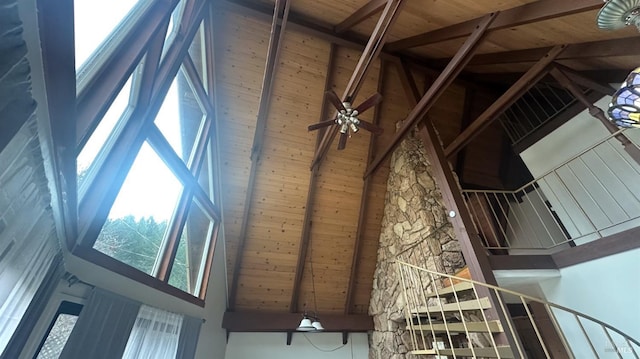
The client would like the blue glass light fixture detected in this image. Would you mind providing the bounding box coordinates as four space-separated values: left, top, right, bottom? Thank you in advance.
608 67 640 128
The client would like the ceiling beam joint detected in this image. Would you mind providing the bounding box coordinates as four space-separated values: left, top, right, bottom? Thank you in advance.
444 45 566 158
386 0 602 51
311 0 406 170
334 0 388 34
364 12 498 178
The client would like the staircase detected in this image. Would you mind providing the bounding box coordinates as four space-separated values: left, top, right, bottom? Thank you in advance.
397 261 640 358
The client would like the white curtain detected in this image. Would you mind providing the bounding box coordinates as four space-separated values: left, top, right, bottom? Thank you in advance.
0 118 61 354
122 304 184 359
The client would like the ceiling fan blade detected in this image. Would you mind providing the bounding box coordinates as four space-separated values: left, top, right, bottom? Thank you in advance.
357 120 384 135
308 120 335 131
326 90 346 112
337 132 348 150
354 93 382 114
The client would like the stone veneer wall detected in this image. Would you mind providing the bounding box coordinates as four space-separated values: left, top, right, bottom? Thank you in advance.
368 129 466 359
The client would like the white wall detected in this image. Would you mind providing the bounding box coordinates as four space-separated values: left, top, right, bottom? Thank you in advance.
538 248 640 358
225 333 369 359
520 97 640 244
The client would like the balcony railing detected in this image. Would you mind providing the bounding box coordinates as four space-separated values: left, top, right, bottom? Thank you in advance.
397 260 640 358
462 129 640 251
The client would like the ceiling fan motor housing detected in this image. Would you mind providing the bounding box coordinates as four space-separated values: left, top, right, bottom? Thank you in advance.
337 102 361 134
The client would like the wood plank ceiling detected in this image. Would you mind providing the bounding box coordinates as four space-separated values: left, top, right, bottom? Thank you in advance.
212 0 639 319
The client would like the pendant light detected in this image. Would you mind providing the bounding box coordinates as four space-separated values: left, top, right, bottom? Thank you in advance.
295 233 324 332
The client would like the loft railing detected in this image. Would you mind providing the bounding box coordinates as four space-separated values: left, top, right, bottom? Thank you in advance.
499 83 577 145
396 260 640 358
462 129 640 251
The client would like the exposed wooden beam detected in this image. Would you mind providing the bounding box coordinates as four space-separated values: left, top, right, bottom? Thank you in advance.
344 61 386 315
398 59 421 103
552 63 615 96
334 0 387 34
464 36 640 68
444 45 566 158
386 0 602 51
364 13 498 178
221 0 364 50
552 226 640 268
416 120 522 349
222 312 374 332
455 87 475 183
550 66 640 165
311 0 406 170
418 122 505 285
228 0 291 310
488 255 558 271
290 43 338 313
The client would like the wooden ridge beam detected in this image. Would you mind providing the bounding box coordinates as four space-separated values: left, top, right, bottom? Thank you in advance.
290 44 337 313
223 312 374 332
444 45 566 158
364 12 498 178
334 0 387 34
463 36 640 67
228 0 291 310
310 0 406 170
344 60 386 315
386 0 602 51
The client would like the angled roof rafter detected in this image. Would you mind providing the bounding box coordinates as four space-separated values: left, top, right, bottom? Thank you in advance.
228 0 291 310
289 43 338 314
463 36 640 67
311 0 407 169
344 60 386 315
364 12 498 178
334 0 388 34
386 0 602 51
444 45 567 158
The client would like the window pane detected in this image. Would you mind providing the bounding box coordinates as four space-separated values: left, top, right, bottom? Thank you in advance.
93 142 183 275
188 22 207 89
77 73 135 184
74 0 143 70
35 314 78 359
154 73 204 164
160 0 187 62
196 141 216 205
168 200 215 294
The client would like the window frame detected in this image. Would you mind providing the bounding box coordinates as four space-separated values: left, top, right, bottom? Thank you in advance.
39 0 222 305
32 301 84 359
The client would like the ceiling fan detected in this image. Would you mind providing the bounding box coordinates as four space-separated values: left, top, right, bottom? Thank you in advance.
308 90 383 150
